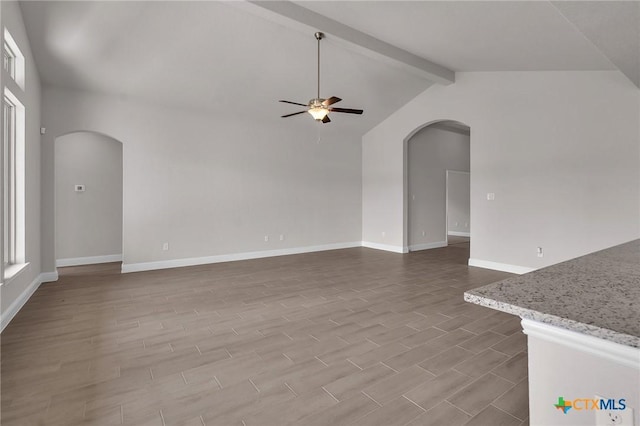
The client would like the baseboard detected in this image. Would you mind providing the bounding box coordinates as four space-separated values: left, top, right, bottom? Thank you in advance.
468 258 535 275
41 271 59 282
56 254 123 267
122 242 362 273
361 241 408 254
408 241 447 251
448 231 471 237
1 271 58 332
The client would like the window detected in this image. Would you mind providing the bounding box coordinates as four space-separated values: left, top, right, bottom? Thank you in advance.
2 89 25 280
2 28 26 281
3 29 25 90
3 95 15 269
3 41 15 79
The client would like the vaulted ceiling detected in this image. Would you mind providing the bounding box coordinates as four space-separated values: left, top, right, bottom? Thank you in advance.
19 1 640 134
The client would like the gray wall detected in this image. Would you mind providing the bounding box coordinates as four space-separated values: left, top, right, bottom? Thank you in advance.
55 132 123 262
1 1 42 320
407 126 469 249
41 86 362 272
447 170 470 236
363 71 640 271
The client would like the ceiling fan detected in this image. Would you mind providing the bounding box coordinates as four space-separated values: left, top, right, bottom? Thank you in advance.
280 32 363 124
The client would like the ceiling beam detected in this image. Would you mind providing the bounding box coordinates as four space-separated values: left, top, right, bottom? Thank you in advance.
238 1 455 85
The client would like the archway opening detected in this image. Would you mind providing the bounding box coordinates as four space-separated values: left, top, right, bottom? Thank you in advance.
405 120 470 254
54 131 123 268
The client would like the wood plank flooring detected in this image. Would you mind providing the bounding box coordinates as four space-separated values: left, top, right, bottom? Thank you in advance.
1 242 529 425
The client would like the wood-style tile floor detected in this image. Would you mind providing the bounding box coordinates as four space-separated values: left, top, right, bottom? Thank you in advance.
1 242 529 425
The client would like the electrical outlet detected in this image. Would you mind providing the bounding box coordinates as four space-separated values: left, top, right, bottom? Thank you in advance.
487 192 495 201
162 242 169 251
537 247 543 257
264 235 269 242
595 396 634 426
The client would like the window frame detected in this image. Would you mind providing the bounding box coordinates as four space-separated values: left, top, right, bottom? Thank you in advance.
2 88 26 282
3 41 16 80
3 28 25 90
3 94 16 270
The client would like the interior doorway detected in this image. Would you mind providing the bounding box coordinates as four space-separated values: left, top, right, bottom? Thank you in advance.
407 120 470 252
54 131 123 267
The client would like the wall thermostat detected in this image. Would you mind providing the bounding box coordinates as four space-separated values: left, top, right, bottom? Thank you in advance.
75 184 85 192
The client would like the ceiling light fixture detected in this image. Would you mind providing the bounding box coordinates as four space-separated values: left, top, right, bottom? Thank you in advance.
279 32 363 123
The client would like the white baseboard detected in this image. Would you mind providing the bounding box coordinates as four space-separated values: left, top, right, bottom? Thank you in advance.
122 242 362 273
56 254 123 267
41 271 59 283
468 258 535 275
448 231 471 237
1 271 58 332
408 241 448 251
361 241 408 254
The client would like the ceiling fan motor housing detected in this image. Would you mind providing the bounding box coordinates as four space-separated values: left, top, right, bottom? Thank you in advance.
309 98 326 108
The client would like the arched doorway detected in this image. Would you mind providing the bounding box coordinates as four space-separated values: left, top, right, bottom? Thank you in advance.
405 120 470 252
54 131 123 267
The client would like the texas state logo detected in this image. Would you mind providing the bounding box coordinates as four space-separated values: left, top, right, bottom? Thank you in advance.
555 397 572 414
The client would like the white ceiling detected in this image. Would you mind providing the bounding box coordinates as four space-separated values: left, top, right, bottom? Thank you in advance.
18 1 639 134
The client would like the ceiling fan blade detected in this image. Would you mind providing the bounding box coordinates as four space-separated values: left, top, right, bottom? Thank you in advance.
279 100 308 107
322 96 342 106
281 110 308 118
321 115 331 123
329 107 363 115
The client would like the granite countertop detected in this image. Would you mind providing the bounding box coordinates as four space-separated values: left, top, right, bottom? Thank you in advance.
464 239 640 348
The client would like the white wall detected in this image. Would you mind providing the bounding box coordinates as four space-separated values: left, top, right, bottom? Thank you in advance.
55 132 122 263
407 126 469 249
363 71 640 271
447 170 470 236
41 86 362 272
1 1 44 328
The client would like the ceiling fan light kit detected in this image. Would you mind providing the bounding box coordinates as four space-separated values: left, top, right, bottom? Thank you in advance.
280 32 363 124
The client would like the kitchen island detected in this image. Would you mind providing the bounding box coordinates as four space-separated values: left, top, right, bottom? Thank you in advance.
465 239 640 426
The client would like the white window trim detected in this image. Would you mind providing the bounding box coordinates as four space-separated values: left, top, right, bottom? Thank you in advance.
3 42 15 79
2 88 26 283
3 28 25 91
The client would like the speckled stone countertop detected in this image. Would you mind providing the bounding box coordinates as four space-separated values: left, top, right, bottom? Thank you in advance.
464 239 640 348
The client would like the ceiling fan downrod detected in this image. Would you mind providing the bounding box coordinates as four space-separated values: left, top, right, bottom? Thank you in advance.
315 32 323 100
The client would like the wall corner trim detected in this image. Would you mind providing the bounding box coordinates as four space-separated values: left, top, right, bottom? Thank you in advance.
1 271 58 332
468 258 535 275
408 241 447 251
361 241 408 253
121 242 362 273
56 254 123 268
